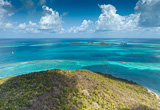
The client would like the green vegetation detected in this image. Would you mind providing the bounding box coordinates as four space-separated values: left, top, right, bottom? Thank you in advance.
0 69 160 110
88 42 97 45
69 42 87 45
69 42 109 45
98 42 109 45
88 42 109 45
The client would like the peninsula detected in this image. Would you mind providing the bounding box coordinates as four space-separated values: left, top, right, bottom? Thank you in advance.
0 69 159 110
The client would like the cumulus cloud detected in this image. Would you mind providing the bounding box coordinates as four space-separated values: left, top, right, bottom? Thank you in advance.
18 23 26 29
5 23 13 28
68 20 93 33
2 0 160 36
96 4 140 31
0 0 14 29
8 13 14 16
26 21 40 33
0 0 11 6
16 5 63 33
96 0 160 32
40 5 62 25
0 0 12 19
39 5 63 32
135 0 160 27
29 21 36 26
17 21 39 33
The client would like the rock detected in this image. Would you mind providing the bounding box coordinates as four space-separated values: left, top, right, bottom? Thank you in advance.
81 90 89 96
43 105 49 110
91 102 100 109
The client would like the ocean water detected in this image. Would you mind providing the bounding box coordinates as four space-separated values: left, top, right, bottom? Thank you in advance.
0 38 160 96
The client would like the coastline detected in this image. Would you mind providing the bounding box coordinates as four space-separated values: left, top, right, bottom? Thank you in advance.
0 69 160 109
0 69 160 100
147 89 160 100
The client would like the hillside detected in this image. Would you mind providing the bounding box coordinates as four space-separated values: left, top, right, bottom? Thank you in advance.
0 69 160 110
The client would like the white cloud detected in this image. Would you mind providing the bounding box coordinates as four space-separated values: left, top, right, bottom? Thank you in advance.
40 5 62 26
2 0 160 36
0 0 12 19
8 13 14 17
96 4 140 31
15 5 63 33
0 0 14 29
135 0 160 27
18 23 26 29
96 0 160 32
26 21 40 33
16 21 39 33
0 0 11 6
39 5 63 32
68 20 93 33
5 23 13 28
29 21 36 26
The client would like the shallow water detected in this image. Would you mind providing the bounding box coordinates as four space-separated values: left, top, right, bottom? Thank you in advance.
0 38 160 96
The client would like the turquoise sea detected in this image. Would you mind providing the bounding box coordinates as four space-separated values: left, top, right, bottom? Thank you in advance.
0 38 160 96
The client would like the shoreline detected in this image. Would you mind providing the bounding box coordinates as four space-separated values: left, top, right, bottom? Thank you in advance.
0 68 160 100
147 89 160 100
1 69 160 109
0 69 160 110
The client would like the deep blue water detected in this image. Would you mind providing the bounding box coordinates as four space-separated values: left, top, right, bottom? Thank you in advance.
0 38 160 96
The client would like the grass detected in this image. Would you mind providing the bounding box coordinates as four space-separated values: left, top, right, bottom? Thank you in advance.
0 69 160 110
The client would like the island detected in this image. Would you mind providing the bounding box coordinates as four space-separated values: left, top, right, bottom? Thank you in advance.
69 42 87 45
88 42 97 45
120 41 127 45
98 42 110 45
69 42 110 45
0 69 159 110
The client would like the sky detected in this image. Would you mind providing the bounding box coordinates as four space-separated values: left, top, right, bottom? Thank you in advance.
0 0 160 38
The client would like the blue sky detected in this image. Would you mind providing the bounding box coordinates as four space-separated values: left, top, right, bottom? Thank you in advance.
0 0 160 38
